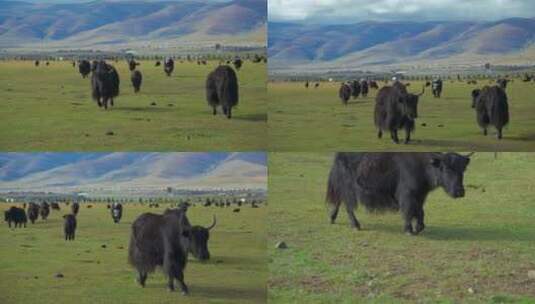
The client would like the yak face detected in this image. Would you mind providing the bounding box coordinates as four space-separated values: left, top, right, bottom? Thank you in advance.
431 153 472 198
471 89 481 108
189 216 216 261
402 94 420 119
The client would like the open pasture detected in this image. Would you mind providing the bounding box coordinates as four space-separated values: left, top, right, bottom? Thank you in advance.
0 60 267 151
0 202 267 304
268 80 535 151
268 152 535 303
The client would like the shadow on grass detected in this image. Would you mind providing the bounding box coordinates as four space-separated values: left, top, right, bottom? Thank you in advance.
507 133 535 142
410 138 502 151
233 113 268 122
192 285 266 303
114 106 171 113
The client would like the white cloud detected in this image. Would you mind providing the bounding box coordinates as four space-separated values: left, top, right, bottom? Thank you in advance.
269 0 535 23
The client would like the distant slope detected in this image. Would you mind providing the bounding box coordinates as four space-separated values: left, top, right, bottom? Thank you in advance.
0 152 267 191
269 18 535 72
0 0 267 49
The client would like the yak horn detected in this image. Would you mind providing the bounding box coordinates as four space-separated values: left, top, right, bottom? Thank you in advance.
417 85 425 96
207 215 216 230
465 152 475 157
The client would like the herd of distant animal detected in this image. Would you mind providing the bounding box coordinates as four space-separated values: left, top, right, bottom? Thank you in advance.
4 199 263 294
32 55 266 119
304 75 533 143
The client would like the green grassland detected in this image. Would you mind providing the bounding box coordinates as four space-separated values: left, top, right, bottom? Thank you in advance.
0 202 266 304
268 152 535 303
268 81 535 151
0 60 267 151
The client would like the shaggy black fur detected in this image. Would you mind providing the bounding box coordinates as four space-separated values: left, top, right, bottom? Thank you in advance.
205 65 239 119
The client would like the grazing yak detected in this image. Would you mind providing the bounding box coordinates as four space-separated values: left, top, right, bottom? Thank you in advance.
111 203 123 223
155 61 161 67
91 60 120 110
369 80 379 90
339 83 351 105
27 202 39 224
128 59 140 71
51 202 60 210
360 80 369 97
71 202 80 216
189 215 216 261
432 79 443 98
471 86 509 139
78 60 91 78
374 83 424 144
128 207 192 294
164 58 174 76
350 80 361 99
4 206 27 228
233 58 243 71
205 65 239 119
40 202 50 220
63 214 77 241
131 70 142 93
35 60 40 67
305 81 309 88
326 152 473 234
315 83 320 88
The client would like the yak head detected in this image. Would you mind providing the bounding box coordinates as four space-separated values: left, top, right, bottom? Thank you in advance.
189 215 216 261
471 89 481 108
431 152 473 198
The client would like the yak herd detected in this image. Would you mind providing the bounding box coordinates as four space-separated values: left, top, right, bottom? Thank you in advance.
35 55 262 119
4 199 261 295
326 152 474 235
331 77 512 142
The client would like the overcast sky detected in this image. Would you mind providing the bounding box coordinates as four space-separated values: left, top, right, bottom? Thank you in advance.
269 0 535 24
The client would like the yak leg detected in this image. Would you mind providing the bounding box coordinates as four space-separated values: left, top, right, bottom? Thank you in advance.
390 129 399 144
483 128 487 136
404 126 411 144
175 270 189 295
414 208 425 234
345 203 361 230
137 271 147 287
213 107 217 115
329 201 341 224
497 127 503 140
97 97 102 108
400 195 417 235
377 130 383 139
227 107 232 119
110 98 114 107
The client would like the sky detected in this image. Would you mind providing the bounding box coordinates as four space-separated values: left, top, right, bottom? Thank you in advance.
269 0 535 24
17 0 228 3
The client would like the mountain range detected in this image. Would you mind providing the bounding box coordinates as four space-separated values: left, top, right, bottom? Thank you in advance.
0 152 267 191
0 0 266 50
268 18 535 72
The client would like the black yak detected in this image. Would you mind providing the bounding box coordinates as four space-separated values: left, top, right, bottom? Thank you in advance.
128 207 192 293
51 202 60 210
27 202 39 224
350 80 361 99
189 215 216 261
131 70 142 93
155 61 161 67
369 80 379 90
432 79 443 98
339 83 351 105
63 214 77 241
374 84 424 144
35 60 39 67
315 83 320 88
111 203 123 223
164 58 174 76
205 65 239 119
326 152 473 234
360 80 369 97
91 60 120 110
305 81 309 88
497 78 508 89
40 202 50 220
233 58 243 71
4 206 27 228
128 59 139 71
472 86 509 139
78 60 91 78
71 202 80 216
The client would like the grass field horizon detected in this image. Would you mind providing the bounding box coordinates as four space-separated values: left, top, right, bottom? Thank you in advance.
0 202 267 304
0 60 267 151
268 152 535 303
268 80 535 151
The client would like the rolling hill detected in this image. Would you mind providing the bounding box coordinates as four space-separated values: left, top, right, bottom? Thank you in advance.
0 152 267 191
268 18 535 72
0 0 267 49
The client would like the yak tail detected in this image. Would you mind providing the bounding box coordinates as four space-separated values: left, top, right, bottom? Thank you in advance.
325 165 341 207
